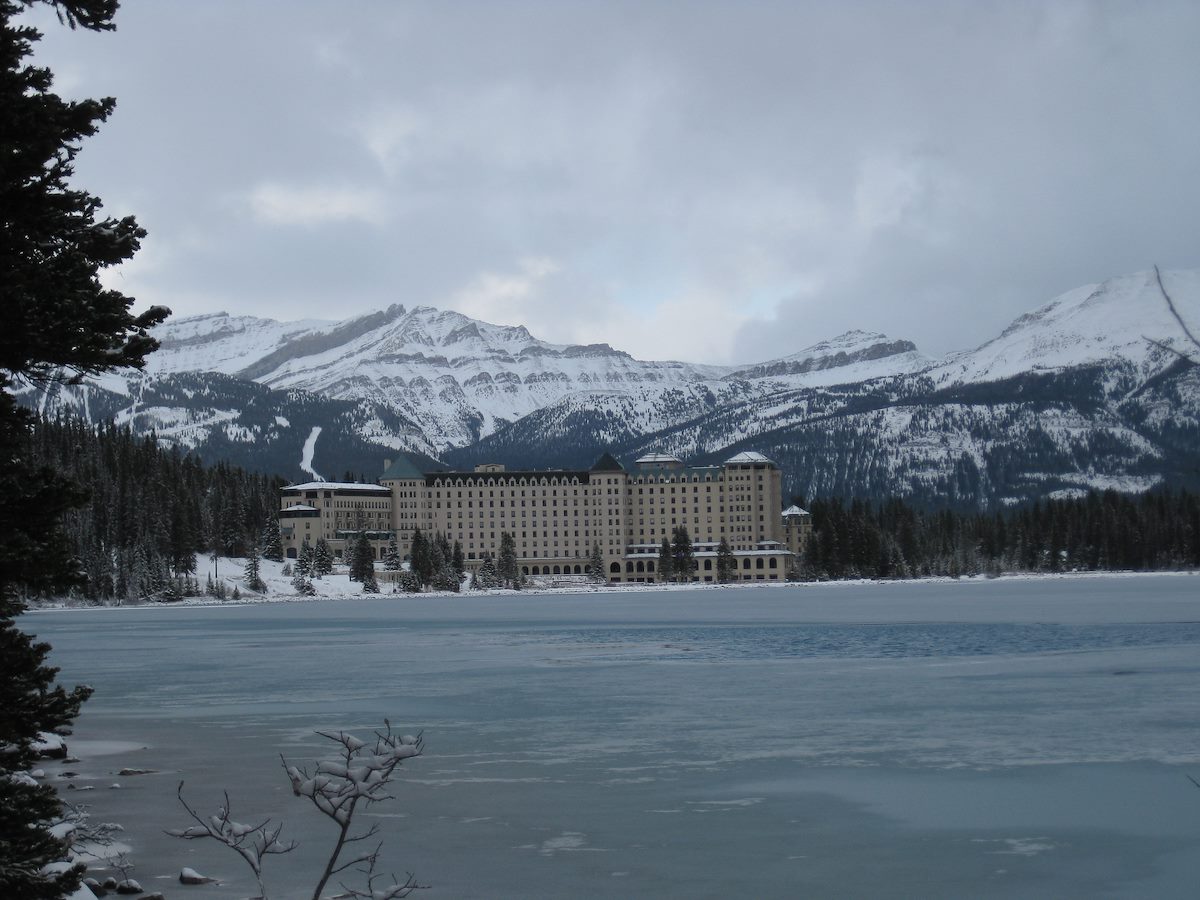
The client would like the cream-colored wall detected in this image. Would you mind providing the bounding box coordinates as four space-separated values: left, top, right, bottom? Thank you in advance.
279 485 392 561
283 457 791 580
419 473 622 569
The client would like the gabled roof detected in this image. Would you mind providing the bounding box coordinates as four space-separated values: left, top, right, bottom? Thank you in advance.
590 451 625 472
782 505 811 517
380 453 426 480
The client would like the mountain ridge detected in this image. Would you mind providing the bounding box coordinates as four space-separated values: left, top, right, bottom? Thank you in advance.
19 267 1200 508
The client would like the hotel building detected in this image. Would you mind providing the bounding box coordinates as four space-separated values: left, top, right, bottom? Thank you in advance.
279 451 812 583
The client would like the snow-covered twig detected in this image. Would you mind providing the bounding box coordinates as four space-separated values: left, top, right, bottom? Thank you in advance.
281 720 423 900
54 800 123 848
333 860 426 899
166 721 423 900
167 782 296 900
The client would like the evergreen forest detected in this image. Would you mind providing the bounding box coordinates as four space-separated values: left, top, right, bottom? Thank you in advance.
798 490 1200 580
28 415 284 603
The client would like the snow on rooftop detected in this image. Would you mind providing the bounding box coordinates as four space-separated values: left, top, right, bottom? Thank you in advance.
782 505 810 516
725 451 773 465
636 453 682 464
282 504 318 511
284 481 390 492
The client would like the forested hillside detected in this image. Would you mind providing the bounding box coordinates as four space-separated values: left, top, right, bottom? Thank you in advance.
29 416 283 602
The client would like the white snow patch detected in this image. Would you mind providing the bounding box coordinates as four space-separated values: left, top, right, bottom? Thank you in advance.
70 838 133 863
973 837 1057 857
532 832 608 856
300 426 324 481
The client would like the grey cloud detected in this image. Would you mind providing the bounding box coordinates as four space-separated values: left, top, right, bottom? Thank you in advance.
24 0 1200 361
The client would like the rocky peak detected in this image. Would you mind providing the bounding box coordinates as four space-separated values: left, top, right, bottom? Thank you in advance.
729 331 924 380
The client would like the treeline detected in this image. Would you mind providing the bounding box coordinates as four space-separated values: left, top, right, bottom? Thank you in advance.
27 413 1200 600
29 416 285 602
799 489 1200 579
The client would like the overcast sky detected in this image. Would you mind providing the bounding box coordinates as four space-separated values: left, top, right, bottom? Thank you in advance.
24 0 1200 364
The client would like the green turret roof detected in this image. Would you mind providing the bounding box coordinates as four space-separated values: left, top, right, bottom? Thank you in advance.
590 452 625 472
380 453 426 480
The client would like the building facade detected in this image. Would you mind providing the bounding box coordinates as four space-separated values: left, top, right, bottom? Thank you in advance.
782 504 814 561
279 451 812 583
278 482 394 559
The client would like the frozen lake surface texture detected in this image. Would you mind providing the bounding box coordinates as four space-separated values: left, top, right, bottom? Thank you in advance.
27 575 1200 898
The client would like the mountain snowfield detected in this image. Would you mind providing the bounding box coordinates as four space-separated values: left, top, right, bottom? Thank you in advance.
19 267 1200 507
929 268 1200 386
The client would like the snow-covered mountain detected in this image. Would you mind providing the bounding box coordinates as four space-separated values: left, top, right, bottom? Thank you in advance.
19 268 1200 507
53 301 932 466
115 303 730 449
930 269 1200 386
445 268 1200 506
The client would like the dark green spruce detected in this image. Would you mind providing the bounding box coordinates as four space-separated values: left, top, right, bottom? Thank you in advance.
1 1 169 895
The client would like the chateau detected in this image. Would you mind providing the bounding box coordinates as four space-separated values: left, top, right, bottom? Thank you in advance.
279 452 811 583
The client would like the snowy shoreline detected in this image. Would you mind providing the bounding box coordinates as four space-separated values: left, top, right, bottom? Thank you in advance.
29 564 1199 612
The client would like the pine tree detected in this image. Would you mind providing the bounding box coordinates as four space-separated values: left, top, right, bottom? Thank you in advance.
260 518 284 562
0 3 170 888
0 4 168 385
716 538 737 583
475 554 500 589
433 532 452 573
294 540 311 577
432 563 461 592
383 534 401 571
350 531 374 583
671 526 695 583
588 543 605 583
410 528 433 587
657 538 674 583
361 562 379 594
291 567 315 596
0 611 94 898
243 544 266 594
312 538 333 577
168 502 197 576
452 541 466 578
497 532 519 587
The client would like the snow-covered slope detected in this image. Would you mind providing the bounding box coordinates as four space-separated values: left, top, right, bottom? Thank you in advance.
22 267 1200 506
932 269 1200 387
729 330 933 382
127 304 732 448
450 268 1200 506
124 304 934 452
148 311 333 376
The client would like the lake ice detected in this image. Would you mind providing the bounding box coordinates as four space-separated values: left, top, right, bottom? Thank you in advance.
25 574 1200 898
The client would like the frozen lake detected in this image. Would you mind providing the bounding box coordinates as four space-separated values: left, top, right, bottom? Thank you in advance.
25 574 1200 898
